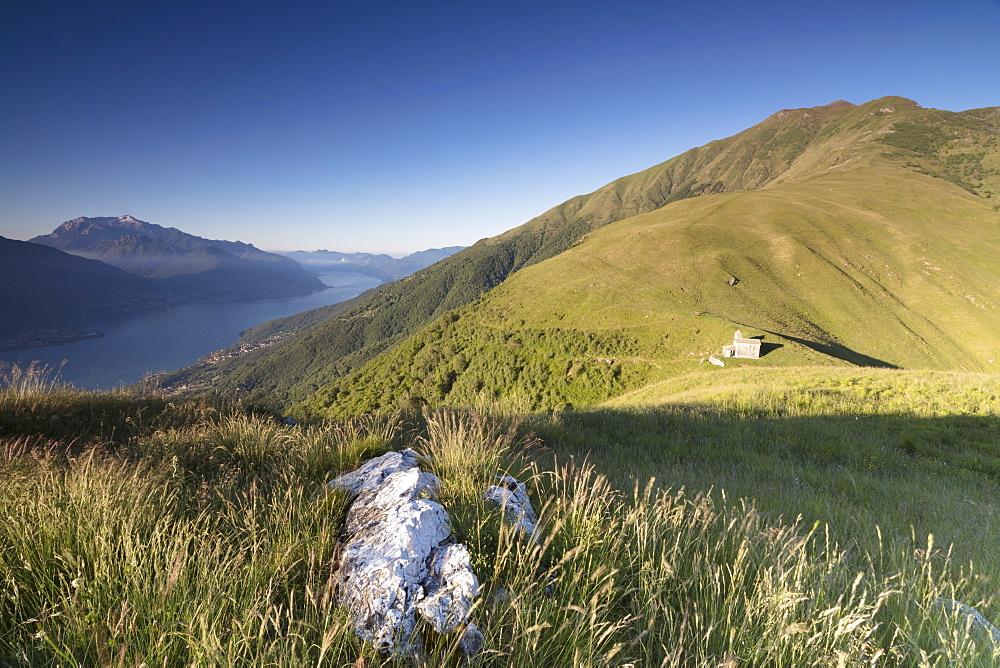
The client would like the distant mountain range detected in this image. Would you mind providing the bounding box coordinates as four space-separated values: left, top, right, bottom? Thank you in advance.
30 216 324 301
4 216 464 352
277 247 465 281
5 215 328 350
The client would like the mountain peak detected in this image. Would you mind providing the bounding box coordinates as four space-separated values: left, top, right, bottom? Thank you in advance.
54 215 154 236
767 100 857 125
66 214 147 225
861 95 921 111
27 216 325 297
816 100 855 110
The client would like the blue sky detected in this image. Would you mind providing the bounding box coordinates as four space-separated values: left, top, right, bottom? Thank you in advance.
2 0 998 255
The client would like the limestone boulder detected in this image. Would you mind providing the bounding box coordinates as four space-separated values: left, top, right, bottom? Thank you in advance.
329 450 484 656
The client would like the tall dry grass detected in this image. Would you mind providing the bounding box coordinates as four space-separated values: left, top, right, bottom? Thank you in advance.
414 408 1000 666
2 368 998 665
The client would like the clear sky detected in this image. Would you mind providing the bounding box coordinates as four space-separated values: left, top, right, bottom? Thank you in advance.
2 0 998 255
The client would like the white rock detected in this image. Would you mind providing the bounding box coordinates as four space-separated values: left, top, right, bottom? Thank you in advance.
416 542 486 655
333 451 483 656
416 543 480 633
936 598 1000 646
327 448 421 496
485 475 538 537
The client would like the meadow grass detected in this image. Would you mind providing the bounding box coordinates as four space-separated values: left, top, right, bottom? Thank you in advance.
423 408 1000 666
2 365 1000 665
0 365 399 665
535 368 1000 574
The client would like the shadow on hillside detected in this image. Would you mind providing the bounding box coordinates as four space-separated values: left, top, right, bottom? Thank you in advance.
748 336 782 357
536 408 999 468
529 405 1000 557
766 332 898 368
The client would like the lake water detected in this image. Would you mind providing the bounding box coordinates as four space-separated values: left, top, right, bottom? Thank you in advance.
1 272 383 389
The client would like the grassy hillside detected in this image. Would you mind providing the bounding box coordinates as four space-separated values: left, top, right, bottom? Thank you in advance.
485 164 999 370
552 367 1000 568
4 367 1000 664
300 152 1000 417
150 96 994 405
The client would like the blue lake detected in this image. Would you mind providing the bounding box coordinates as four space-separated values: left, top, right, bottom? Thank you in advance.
1 272 383 389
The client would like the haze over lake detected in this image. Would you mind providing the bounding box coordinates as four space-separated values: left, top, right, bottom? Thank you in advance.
0 272 382 389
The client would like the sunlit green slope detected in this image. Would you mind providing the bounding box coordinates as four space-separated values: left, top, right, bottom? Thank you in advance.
156 97 999 409
156 96 966 402
485 165 999 370
302 102 1000 417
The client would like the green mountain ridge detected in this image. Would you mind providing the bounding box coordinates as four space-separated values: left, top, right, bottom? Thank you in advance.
305 160 998 416
154 97 1000 412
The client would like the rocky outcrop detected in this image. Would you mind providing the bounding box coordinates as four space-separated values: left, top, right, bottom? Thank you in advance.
327 450 483 656
485 475 539 537
327 448 422 496
415 543 483 654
